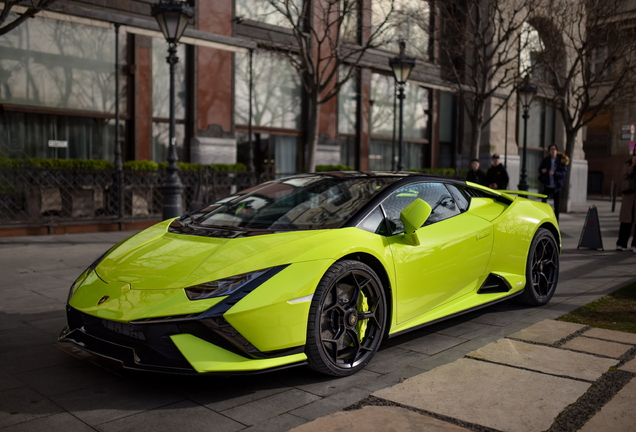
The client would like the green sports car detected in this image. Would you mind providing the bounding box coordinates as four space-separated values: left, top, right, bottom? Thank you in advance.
59 172 560 377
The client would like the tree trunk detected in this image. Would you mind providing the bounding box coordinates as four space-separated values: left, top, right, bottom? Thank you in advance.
469 119 482 161
305 92 320 173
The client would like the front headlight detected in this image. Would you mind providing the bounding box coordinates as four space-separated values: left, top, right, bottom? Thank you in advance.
184 268 271 300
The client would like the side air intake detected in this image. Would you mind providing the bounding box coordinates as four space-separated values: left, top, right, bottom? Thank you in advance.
477 274 512 294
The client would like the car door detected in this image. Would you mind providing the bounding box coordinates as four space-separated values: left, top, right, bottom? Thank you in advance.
382 182 493 324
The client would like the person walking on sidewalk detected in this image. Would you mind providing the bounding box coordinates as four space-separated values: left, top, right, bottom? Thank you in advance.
467 159 487 185
486 153 509 189
616 154 636 252
538 144 569 222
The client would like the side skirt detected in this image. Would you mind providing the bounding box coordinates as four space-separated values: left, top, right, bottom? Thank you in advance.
387 290 524 339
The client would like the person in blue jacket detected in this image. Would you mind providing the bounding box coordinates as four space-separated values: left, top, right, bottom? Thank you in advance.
538 144 569 221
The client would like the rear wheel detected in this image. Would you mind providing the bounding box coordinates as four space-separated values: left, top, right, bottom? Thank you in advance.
516 228 559 306
306 260 387 376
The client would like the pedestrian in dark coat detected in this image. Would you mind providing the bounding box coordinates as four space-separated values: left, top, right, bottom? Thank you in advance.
486 153 509 189
616 154 636 251
538 144 569 222
466 159 486 186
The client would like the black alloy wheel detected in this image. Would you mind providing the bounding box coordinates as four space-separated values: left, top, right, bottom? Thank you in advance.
517 228 559 306
306 260 387 376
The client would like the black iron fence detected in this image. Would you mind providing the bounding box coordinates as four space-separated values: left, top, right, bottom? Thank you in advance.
0 167 261 228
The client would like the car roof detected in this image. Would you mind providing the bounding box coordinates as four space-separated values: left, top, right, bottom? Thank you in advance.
282 171 458 183
278 171 467 189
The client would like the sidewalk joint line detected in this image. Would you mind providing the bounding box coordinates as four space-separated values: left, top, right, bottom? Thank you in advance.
463 356 596 384
345 395 503 432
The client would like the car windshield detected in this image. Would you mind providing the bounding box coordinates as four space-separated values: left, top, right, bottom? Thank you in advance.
187 176 398 231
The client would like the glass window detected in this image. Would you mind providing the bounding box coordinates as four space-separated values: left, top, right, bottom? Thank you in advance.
235 0 302 28
518 97 543 149
0 14 126 161
382 182 460 234
520 22 545 79
235 51 302 130
274 135 297 175
340 0 359 42
339 136 356 168
370 74 395 137
373 0 430 60
338 69 357 135
446 184 469 212
403 85 429 140
188 176 399 231
370 74 428 139
152 39 186 120
369 139 394 171
0 13 125 114
153 122 185 163
370 74 428 170
0 111 117 161
357 206 388 235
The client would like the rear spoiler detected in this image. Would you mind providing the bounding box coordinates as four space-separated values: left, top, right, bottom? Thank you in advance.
498 190 548 199
466 182 548 201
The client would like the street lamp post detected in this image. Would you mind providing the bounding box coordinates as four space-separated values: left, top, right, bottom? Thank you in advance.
517 74 537 191
389 40 416 172
151 0 193 220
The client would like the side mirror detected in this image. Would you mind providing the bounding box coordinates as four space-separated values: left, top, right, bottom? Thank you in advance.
400 198 431 246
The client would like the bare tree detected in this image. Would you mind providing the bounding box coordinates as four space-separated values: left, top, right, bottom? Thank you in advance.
253 0 399 172
435 0 537 161
533 0 636 210
0 0 56 36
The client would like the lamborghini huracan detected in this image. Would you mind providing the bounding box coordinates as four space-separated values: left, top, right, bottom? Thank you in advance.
59 172 560 377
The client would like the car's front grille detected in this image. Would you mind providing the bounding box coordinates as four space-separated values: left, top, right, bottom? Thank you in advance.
65 306 191 369
100 319 146 340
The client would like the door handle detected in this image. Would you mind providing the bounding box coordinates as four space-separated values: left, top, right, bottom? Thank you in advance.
476 229 491 240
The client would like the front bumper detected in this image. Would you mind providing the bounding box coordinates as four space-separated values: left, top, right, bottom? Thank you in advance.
59 306 307 374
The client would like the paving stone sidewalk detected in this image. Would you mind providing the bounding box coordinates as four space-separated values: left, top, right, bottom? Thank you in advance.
292 320 636 432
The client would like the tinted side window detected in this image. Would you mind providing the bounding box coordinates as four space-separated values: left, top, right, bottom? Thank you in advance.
357 206 389 235
446 184 469 212
381 182 461 235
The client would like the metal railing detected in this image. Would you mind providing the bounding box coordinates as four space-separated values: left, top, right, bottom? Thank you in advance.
0 167 260 228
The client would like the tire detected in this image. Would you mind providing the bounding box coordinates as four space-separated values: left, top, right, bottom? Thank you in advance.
516 228 559 306
305 260 387 377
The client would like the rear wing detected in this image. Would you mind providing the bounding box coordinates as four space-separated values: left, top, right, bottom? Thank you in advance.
466 182 548 201
498 190 548 199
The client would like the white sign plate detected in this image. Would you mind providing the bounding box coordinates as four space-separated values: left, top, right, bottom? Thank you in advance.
48 140 68 148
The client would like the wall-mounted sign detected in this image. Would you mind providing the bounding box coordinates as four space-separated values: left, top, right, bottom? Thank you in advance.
622 133 632 140
622 124 632 131
48 140 68 148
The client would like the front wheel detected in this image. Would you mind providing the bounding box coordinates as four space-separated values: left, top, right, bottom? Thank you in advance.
516 228 559 306
305 260 387 376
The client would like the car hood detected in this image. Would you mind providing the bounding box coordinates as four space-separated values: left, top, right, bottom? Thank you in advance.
95 221 325 290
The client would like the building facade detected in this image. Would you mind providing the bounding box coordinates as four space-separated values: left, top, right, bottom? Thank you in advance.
0 0 592 205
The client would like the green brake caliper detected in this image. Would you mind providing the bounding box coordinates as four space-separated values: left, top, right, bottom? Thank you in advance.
356 293 369 342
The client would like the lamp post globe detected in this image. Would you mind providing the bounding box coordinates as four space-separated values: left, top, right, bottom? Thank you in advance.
151 0 194 220
517 75 537 191
389 40 415 172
